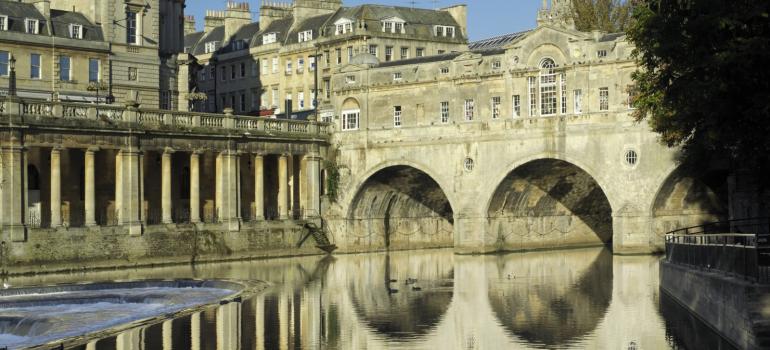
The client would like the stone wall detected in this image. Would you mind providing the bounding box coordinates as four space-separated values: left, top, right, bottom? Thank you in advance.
1 222 321 275
660 261 770 349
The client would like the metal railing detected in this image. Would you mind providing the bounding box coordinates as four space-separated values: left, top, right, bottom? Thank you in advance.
665 218 770 283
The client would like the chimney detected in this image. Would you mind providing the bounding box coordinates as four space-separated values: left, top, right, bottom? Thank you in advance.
259 1 292 29
441 5 467 39
29 0 51 20
293 0 341 23
184 15 197 35
204 10 225 33
224 2 252 40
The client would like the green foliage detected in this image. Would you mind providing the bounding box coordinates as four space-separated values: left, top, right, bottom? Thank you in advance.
571 0 637 32
628 0 770 181
324 160 340 203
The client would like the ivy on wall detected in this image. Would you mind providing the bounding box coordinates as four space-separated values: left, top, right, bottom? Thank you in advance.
324 160 340 203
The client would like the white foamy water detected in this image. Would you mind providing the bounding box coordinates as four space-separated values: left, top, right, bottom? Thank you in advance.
0 286 234 349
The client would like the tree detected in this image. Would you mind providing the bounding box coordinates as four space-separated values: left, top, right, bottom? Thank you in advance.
627 0 770 183
571 0 636 32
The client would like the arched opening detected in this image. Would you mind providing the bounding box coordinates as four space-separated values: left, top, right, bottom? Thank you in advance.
651 168 728 238
348 166 453 250
27 164 41 227
340 98 361 131
487 159 613 251
488 248 613 346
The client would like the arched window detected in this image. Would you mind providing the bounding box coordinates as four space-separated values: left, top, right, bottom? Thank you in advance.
539 58 558 115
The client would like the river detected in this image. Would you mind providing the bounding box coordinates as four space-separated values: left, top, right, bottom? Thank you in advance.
2 247 734 349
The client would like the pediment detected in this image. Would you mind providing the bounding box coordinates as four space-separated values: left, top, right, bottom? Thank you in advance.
334 17 353 25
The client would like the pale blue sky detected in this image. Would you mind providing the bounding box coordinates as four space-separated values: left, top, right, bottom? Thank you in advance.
186 0 541 41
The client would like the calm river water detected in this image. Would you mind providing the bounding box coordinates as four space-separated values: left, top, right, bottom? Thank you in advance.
3 248 734 350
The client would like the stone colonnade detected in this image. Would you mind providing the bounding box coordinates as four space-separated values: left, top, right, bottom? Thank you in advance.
0 132 322 241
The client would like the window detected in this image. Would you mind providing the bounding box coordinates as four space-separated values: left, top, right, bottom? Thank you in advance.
321 112 333 123
513 95 521 117
200 69 206 81
345 75 356 84
251 61 258 76
26 18 39 34
232 40 245 50
528 76 537 116
342 110 360 130
70 24 83 39
416 48 425 57
298 92 305 109
440 101 449 123
393 106 402 127
231 95 236 110
204 41 218 53
88 58 99 82
464 99 474 121
492 60 501 70
285 60 292 74
240 93 246 112
261 59 268 75
599 87 609 111
30 54 41 79
395 22 403 33
324 79 330 99
128 67 137 81
539 58 558 115
272 57 278 73
221 66 226 81
400 47 409 60
440 67 449 75
298 30 313 42
336 48 342 64
160 91 171 110
59 56 71 81
385 47 393 61
310 57 316 71
393 72 402 81
335 19 353 35
263 32 277 45
437 49 446 54
626 85 637 109
324 50 330 66
492 97 501 119
369 45 378 57
0 15 7 31
126 12 137 44
574 89 583 114
434 25 455 37
298 58 304 72
272 88 278 107
597 50 607 58
209 66 215 80
347 46 353 62
0 51 9 76
383 21 393 32
560 73 567 114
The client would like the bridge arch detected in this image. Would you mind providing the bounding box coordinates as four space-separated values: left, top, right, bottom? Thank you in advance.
344 161 456 250
484 155 615 250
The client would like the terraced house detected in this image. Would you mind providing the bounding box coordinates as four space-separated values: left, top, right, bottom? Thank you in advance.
0 0 185 107
182 0 468 117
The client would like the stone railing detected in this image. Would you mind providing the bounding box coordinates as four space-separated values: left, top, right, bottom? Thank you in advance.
0 99 331 138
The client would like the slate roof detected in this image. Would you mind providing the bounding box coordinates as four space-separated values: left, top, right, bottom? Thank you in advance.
251 16 293 47
192 26 224 55
184 31 205 52
285 13 333 45
377 52 462 68
219 21 260 53
331 5 459 26
469 31 530 51
599 32 625 42
0 1 50 35
50 9 103 40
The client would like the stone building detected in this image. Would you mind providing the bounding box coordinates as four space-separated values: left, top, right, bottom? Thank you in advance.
0 0 185 108
182 0 468 116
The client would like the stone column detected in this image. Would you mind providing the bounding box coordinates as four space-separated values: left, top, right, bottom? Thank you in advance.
278 154 289 220
255 294 265 350
216 301 241 350
115 145 143 236
0 134 27 242
190 152 201 223
287 155 295 218
253 154 265 221
191 311 202 350
304 153 322 218
279 292 289 350
161 148 174 224
84 147 98 227
216 150 241 231
116 328 143 350
50 147 62 227
162 320 173 350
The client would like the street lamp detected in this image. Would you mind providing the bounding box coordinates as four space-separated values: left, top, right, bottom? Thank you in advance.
8 55 17 97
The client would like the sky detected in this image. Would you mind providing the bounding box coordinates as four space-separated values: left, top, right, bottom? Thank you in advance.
186 0 542 41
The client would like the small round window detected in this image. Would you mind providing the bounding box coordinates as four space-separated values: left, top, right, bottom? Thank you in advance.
463 158 475 172
625 150 639 166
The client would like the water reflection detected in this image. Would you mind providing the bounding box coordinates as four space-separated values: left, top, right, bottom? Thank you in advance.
4 248 732 349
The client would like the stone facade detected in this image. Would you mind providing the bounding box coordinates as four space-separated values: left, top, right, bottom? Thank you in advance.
182 0 468 115
0 0 185 108
322 1 726 254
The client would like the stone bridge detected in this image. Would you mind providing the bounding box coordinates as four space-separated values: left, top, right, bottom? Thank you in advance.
326 112 725 255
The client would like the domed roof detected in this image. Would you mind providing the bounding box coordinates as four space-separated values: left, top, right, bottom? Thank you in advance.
349 53 380 67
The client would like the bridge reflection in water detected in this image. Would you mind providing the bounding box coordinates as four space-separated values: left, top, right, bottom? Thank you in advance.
7 248 730 350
